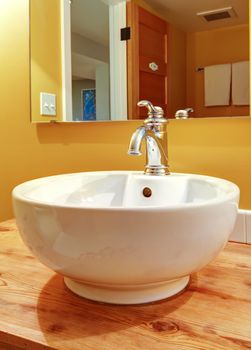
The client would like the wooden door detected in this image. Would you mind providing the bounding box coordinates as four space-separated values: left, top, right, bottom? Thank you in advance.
127 2 169 119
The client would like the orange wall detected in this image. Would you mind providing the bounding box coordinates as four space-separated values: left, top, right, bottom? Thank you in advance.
186 24 249 118
1 0 251 223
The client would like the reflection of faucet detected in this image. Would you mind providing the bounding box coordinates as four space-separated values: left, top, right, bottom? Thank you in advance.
175 108 194 119
128 100 169 176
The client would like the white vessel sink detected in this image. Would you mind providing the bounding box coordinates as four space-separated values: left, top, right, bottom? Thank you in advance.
12 171 239 304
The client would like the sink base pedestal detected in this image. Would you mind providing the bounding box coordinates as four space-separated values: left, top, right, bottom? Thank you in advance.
64 276 190 305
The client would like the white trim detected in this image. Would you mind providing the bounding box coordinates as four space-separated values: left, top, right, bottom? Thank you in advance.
102 0 128 5
229 209 246 243
61 0 73 121
109 1 128 121
229 209 251 244
245 209 251 244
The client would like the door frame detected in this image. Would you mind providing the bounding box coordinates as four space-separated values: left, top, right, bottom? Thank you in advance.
126 1 139 119
61 0 72 121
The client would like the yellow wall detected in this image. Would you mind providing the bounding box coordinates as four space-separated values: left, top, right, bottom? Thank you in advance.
168 25 187 116
1 0 251 222
30 0 62 122
187 25 249 118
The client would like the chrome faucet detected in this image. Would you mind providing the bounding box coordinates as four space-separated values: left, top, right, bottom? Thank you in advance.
175 108 194 119
128 100 169 176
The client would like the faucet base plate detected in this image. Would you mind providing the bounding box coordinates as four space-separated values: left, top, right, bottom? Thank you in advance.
64 276 190 305
144 166 170 176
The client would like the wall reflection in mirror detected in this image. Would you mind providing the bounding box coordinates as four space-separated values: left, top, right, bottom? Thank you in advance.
30 0 249 122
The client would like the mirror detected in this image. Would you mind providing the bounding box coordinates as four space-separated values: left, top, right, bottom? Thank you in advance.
30 0 250 122
71 0 110 121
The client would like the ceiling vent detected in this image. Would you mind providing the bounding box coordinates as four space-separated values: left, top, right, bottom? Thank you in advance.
197 7 237 22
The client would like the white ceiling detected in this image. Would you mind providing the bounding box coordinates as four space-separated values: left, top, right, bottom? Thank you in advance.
144 0 249 32
71 0 248 44
71 0 110 80
71 0 109 46
71 53 102 80
70 0 248 80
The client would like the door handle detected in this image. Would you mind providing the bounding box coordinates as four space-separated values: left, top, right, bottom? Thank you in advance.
149 62 159 71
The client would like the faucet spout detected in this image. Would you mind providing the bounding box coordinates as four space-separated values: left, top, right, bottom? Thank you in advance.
128 126 146 156
128 100 169 176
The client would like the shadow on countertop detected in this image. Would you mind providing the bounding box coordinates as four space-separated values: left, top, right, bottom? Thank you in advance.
36 273 197 348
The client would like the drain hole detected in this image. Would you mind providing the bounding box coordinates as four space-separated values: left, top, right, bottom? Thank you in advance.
142 187 152 198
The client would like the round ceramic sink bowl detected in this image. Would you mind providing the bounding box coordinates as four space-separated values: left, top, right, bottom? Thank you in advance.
12 171 239 304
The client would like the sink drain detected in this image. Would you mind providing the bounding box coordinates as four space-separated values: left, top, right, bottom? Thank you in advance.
142 187 152 198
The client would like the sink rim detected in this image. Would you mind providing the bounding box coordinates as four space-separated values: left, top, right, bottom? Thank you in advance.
12 171 239 211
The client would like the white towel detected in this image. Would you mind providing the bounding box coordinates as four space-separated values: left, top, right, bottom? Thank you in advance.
232 61 249 106
204 64 231 106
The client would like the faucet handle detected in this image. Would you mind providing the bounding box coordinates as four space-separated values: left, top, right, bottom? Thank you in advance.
175 108 194 119
137 100 164 117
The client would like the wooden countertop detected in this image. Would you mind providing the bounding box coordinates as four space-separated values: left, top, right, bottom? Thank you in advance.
0 220 251 350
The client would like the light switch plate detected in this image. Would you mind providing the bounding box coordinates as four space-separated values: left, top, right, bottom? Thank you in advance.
40 92 56 116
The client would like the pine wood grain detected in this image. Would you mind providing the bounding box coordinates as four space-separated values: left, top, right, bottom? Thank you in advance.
0 219 251 350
